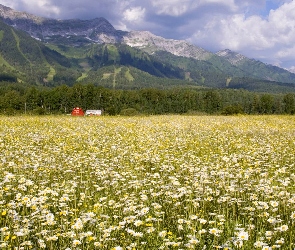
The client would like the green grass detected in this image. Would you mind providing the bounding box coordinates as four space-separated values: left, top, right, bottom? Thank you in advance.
11 29 33 73
46 66 56 81
125 68 134 81
106 44 120 62
0 53 15 70
76 61 92 82
46 44 87 58
0 30 4 42
226 77 232 87
113 67 122 88
76 72 88 82
102 73 112 79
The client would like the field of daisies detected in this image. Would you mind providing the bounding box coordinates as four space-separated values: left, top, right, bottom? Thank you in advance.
1 115 295 249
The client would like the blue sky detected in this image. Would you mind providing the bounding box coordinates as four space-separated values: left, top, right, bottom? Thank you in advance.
1 0 295 71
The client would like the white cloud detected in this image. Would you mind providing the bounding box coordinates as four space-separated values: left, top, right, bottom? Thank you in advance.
287 66 295 73
187 0 295 68
205 0 236 10
267 1 295 43
123 6 145 22
220 15 271 50
276 46 295 60
150 0 237 16
151 0 194 16
0 1 17 9
21 0 60 17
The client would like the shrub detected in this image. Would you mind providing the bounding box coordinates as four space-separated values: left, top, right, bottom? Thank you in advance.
120 108 139 116
222 105 244 115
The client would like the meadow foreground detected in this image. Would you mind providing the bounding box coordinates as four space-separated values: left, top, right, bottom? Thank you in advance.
1 115 295 249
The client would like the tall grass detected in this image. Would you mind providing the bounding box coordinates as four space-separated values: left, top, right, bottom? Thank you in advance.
0 115 295 249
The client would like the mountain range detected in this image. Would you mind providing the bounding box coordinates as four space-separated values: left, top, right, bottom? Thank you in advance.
1 3 295 93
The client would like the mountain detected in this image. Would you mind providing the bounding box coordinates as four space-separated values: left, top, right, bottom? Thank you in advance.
0 5 216 60
1 4 295 92
0 19 197 89
0 4 125 46
0 19 81 85
122 31 212 60
216 49 295 84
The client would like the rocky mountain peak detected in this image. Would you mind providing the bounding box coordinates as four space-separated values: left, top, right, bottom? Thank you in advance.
123 30 212 60
0 4 11 12
0 4 45 23
0 4 212 60
0 4 120 44
216 49 247 65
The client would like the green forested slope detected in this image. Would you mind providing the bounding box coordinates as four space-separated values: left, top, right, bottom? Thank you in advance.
1 19 295 92
0 20 80 85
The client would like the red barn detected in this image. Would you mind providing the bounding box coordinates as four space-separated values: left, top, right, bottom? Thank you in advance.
71 107 84 116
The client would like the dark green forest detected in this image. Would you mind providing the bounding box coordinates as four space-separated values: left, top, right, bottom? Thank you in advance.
0 83 294 115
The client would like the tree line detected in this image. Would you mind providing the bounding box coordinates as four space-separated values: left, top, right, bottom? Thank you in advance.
0 83 294 115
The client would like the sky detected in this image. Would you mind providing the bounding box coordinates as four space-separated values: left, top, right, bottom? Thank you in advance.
1 0 295 71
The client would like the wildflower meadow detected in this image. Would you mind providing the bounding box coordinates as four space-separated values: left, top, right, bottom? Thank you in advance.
1 115 295 249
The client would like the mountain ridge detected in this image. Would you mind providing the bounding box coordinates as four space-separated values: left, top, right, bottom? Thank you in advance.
0 4 230 61
217 49 295 83
1 4 295 92
0 4 124 45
